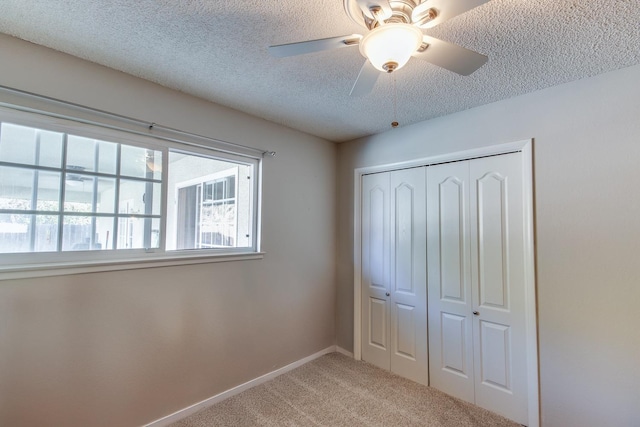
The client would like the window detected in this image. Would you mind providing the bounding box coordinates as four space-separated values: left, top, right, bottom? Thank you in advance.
0 110 260 269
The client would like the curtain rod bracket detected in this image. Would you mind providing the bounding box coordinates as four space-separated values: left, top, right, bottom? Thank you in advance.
262 151 276 158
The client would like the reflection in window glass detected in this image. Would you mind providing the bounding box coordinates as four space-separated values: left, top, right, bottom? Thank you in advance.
120 145 162 180
64 174 95 213
119 180 161 216
96 178 116 214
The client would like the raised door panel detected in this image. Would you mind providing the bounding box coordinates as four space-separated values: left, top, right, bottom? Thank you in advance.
394 183 414 294
476 172 509 310
390 167 428 385
470 153 529 425
439 176 467 303
479 320 511 391
368 186 386 290
441 312 470 377
427 162 474 403
361 172 390 370
369 297 388 350
394 303 416 359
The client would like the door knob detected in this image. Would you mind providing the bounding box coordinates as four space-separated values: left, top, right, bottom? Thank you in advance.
385 292 390 296
473 311 479 316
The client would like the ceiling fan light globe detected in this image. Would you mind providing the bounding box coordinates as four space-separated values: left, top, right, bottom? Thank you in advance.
359 23 423 72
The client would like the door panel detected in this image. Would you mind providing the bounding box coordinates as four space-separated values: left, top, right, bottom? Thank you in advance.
369 187 386 290
479 320 511 391
394 183 415 294
476 172 509 309
394 303 416 359
361 172 390 370
470 153 528 425
441 312 469 376
369 297 388 349
427 162 475 403
440 176 467 303
389 167 428 385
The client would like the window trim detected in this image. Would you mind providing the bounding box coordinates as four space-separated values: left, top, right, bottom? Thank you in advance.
0 104 263 279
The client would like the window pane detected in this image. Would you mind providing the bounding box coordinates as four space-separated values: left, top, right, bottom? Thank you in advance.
167 151 252 250
95 216 115 250
62 215 108 251
0 123 37 165
116 217 159 249
38 130 64 168
66 136 118 175
96 140 117 174
96 178 116 214
64 174 95 212
0 213 32 253
34 214 59 252
36 171 61 211
0 213 58 253
119 179 161 216
66 135 97 173
0 166 35 210
120 145 162 180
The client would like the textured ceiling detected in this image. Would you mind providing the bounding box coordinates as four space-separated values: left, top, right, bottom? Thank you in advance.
0 0 639 142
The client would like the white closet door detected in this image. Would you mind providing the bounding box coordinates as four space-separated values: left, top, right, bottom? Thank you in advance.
469 152 528 425
361 172 391 370
389 167 428 385
427 153 530 425
427 161 475 403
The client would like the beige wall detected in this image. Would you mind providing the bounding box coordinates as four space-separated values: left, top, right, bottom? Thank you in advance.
0 35 337 426
337 64 640 426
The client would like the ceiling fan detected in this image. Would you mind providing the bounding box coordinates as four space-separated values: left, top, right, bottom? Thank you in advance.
269 0 490 96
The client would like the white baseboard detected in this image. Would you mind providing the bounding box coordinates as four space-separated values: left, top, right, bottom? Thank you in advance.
336 346 354 358
144 345 337 427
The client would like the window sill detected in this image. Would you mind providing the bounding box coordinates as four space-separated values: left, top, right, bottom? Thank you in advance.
0 251 265 281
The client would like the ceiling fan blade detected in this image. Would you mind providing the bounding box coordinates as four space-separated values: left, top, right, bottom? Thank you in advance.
412 0 491 29
350 60 380 97
413 36 487 75
269 34 362 58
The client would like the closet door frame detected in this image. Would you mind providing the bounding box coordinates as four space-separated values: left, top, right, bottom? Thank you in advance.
353 139 539 427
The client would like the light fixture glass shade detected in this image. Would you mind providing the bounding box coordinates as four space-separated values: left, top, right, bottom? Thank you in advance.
359 23 423 72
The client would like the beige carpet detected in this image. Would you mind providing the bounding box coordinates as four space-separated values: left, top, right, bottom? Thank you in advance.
171 352 521 427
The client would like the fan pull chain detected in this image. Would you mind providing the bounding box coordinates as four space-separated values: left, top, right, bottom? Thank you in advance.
391 75 399 128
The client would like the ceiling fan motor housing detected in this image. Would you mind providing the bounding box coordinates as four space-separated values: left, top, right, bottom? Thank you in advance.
347 0 437 29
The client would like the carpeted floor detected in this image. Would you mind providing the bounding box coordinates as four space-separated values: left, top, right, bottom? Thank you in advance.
171 352 520 427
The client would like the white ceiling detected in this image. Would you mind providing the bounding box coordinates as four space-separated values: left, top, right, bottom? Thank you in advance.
0 0 638 142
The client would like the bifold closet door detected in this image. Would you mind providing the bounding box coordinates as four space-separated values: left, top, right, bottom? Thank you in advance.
361 168 428 385
426 161 475 403
361 172 391 371
427 153 529 425
469 153 528 424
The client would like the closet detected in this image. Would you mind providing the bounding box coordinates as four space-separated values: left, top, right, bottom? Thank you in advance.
360 150 532 425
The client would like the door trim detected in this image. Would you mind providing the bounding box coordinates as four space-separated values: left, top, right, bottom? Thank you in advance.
353 139 539 427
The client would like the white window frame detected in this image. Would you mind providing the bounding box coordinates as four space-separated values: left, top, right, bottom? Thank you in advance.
0 106 263 280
